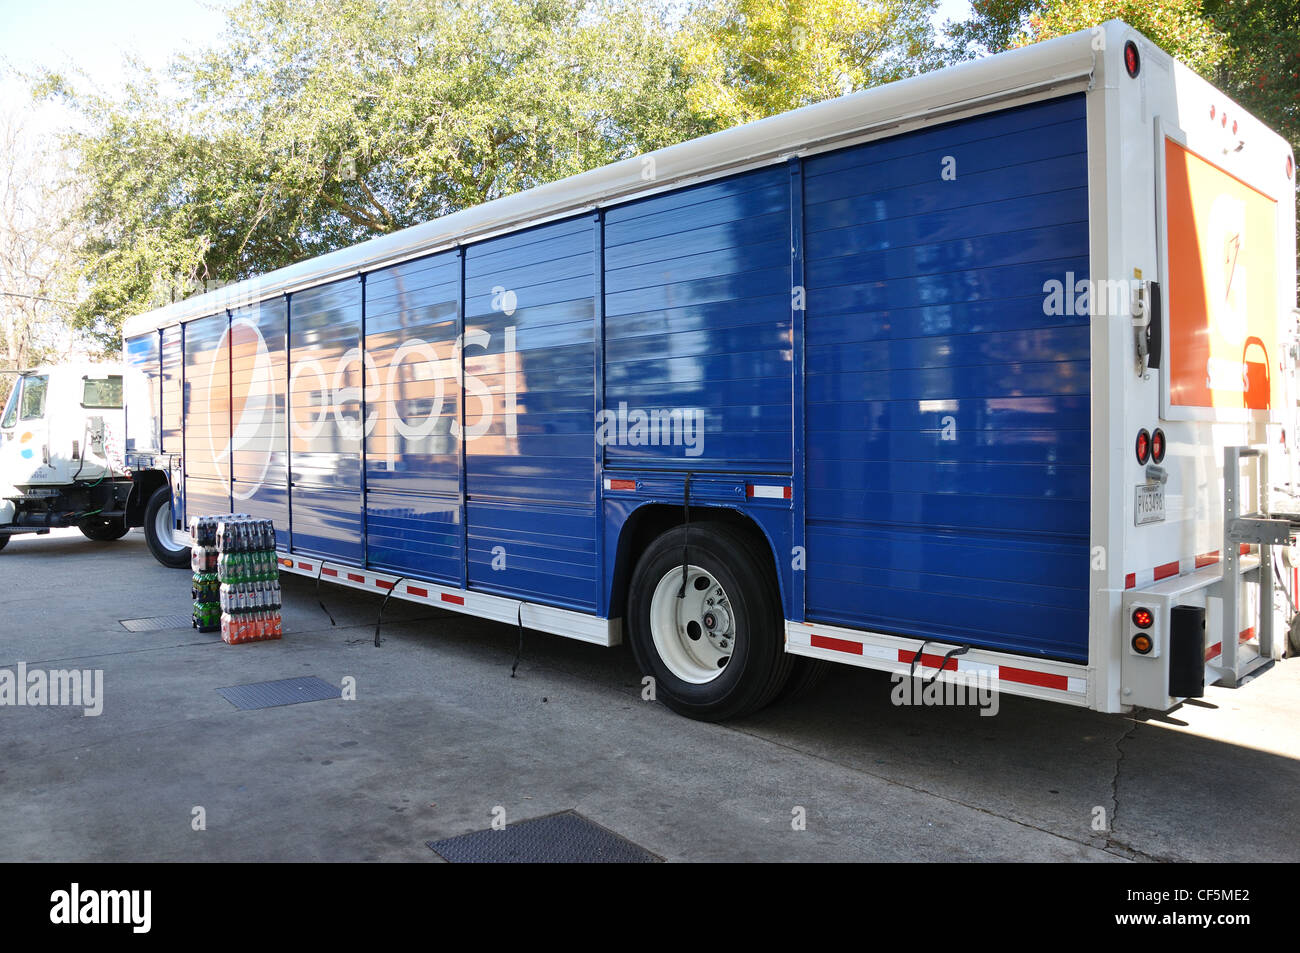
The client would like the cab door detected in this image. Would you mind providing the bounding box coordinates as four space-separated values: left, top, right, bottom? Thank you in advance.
1 373 54 486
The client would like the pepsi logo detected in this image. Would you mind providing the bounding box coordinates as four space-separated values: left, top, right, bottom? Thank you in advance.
207 317 276 501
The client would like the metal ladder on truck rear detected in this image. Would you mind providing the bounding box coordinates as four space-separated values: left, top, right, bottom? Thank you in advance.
1218 445 1297 686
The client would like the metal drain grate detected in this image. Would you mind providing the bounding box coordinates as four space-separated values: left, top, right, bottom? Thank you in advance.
119 615 194 632
216 676 341 710
428 811 660 863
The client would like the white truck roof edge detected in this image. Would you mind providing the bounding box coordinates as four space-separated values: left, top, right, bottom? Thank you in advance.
122 24 1106 339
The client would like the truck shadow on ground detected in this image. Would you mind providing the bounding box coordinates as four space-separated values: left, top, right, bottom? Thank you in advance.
275 573 1300 863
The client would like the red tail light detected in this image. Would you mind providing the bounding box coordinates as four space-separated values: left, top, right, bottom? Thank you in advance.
1136 429 1151 464
1124 41 1141 78
1132 607 1154 629
1151 428 1166 464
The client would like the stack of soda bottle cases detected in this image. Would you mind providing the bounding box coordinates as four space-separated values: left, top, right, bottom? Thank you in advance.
190 514 283 644
190 528 221 632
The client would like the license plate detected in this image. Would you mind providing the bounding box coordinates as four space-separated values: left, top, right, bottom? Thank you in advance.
1135 484 1165 525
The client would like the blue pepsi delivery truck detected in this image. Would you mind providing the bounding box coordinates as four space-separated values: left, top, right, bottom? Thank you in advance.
120 23 1300 720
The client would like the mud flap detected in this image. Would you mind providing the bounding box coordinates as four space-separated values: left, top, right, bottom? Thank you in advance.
1169 604 1207 698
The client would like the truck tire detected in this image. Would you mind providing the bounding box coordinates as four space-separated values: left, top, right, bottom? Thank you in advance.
627 521 792 721
776 657 832 703
144 485 191 569
79 517 130 541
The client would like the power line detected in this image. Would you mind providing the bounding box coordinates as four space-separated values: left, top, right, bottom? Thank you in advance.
0 290 76 306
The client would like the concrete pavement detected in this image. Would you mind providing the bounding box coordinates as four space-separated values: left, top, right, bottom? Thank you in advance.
1 528 1296 862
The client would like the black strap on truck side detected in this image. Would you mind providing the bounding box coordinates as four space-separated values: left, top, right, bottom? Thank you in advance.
315 561 337 627
511 602 529 678
373 577 407 647
908 640 971 686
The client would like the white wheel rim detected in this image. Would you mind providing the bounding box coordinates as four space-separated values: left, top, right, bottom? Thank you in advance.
155 498 187 553
649 564 736 684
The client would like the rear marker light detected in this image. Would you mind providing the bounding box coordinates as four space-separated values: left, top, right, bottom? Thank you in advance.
1151 428 1166 464
1132 607 1154 629
1132 633 1153 654
1124 41 1140 78
1288 155 1294 179
1136 429 1151 464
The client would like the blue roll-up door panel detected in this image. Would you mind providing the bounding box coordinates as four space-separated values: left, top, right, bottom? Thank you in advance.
603 165 793 471
288 277 363 562
364 250 463 583
124 332 161 453
463 217 599 612
182 312 232 522
230 298 289 548
161 324 184 456
802 94 1091 661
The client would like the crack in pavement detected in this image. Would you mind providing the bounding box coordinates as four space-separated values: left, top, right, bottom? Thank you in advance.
1098 713 1173 862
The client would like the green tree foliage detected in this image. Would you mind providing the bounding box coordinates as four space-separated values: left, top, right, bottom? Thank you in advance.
675 0 944 127
39 0 966 347
1202 0 1299 153
1014 0 1225 73
944 0 1041 58
41 0 706 348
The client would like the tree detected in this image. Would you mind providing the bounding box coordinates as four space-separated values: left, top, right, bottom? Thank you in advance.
676 0 946 127
1203 0 1299 156
42 0 964 348
0 108 86 395
1013 0 1226 73
944 0 1042 58
40 0 707 349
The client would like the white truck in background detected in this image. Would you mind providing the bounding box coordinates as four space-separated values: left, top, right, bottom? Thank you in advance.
0 363 136 549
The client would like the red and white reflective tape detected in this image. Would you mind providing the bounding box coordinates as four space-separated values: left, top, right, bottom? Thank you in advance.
789 622 1087 701
280 556 479 607
1124 544 1252 590
275 552 618 647
1205 626 1255 661
746 484 791 500
283 556 465 601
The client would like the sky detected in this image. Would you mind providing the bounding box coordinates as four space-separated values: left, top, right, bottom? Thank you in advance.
0 0 228 79
0 0 229 131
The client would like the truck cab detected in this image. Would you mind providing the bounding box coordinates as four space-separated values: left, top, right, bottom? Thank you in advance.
0 363 135 549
